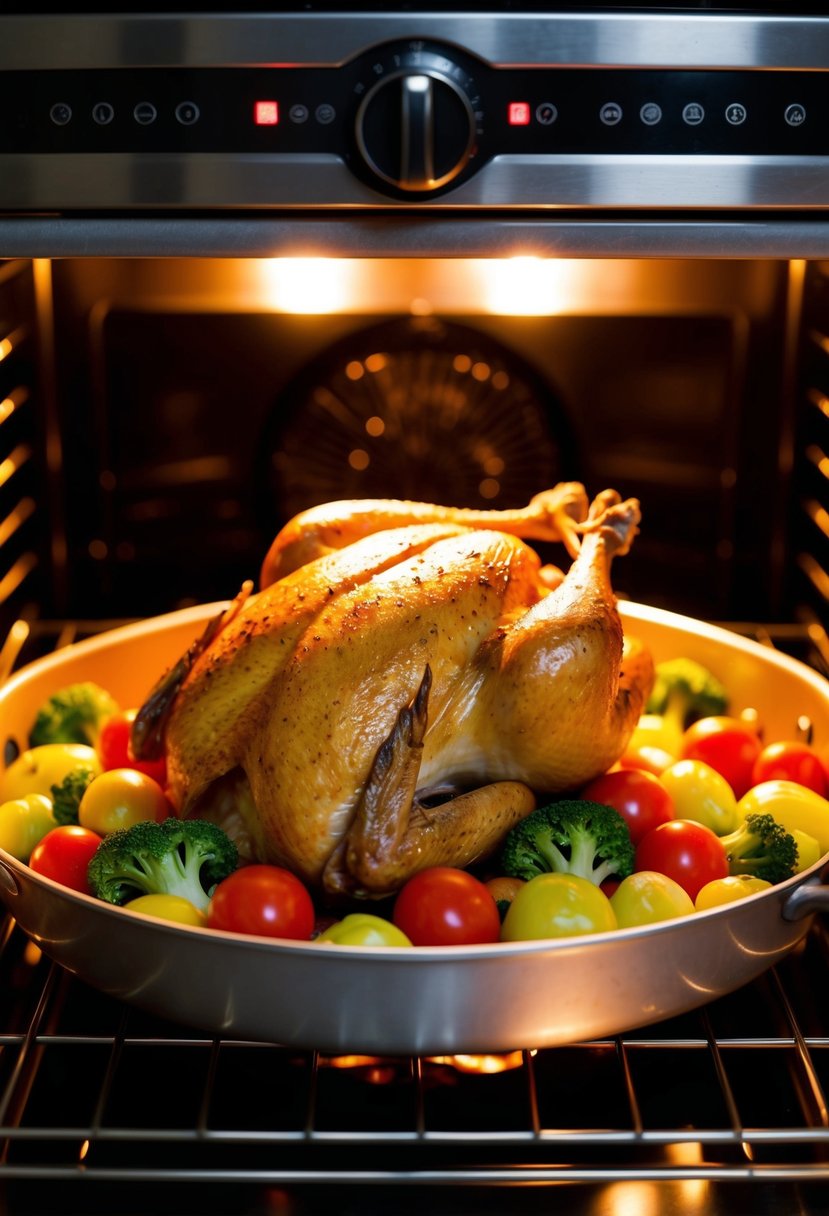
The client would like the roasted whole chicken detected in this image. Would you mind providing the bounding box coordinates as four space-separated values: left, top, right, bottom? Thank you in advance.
135 484 654 898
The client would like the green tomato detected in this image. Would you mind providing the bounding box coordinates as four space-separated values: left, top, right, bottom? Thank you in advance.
124 893 207 927
791 828 822 873
501 873 617 942
610 871 695 927
695 874 772 910
0 794 57 861
0 744 102 802
316 913 412 947
659 759 738 835
737 780 829 855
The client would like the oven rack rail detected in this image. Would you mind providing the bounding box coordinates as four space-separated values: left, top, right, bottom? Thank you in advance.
0 618 828 1207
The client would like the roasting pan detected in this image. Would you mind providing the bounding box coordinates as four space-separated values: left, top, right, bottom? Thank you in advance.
0 601 827 1055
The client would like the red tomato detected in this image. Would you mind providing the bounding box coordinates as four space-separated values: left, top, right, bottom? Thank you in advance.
581 768 675 845
207 865 315 940
98 711 168 787
752 741 827 797
28 824 102 895
634 819 728 901
393 867 501 946
680 716 762 799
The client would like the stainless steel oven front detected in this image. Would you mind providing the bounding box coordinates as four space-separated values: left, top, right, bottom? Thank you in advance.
2 8 829 1216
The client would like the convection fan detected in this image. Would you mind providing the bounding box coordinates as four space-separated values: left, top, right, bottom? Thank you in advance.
262 317 578 523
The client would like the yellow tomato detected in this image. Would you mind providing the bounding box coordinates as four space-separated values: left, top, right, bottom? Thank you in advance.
316 914 412 947
695 875 772 910
0 744 101 802
0 794 57 861
659 759 738 836
627 713 682 760
610 871 695 927
501 873 617 941
78 769 170 835
124 894 207 927
737 780 829 855
791 828 822 873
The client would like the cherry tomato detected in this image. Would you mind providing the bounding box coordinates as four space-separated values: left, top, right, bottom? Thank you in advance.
792 828 822 873
680 716 762 799
610 871 695 927
125 893 207 927
737 779 829 855
98 711 168 786
78 769 171 835
316 913 412 947
393 867 501 946
618 743 677 777
501 873 617 941
207 865 315 940
484 875 526 916
580 769 674 845
634 819 728 901
694 874 771 910
752 741 827 797
0 794 56 861
659 759 738 836
0 743 101 802
28 824 102 894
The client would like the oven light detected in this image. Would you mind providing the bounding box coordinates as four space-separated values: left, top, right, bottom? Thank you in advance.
260 258 352 313
483 256 573 315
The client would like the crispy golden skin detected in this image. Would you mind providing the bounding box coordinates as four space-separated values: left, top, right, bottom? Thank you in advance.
161 486 653 897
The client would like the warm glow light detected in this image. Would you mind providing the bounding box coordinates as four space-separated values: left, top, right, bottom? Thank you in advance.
259 258 353 314
483 256 583 315
23 940 42 966
427 1052 524 1074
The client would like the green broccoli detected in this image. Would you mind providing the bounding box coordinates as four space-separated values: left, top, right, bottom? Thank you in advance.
646 658 729 737
720 812 799 886
29 682 119 748
87 818 238 913
50 768 95 825
501 799 635 887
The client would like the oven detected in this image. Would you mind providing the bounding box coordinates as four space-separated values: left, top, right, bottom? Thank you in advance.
2 6 829 1214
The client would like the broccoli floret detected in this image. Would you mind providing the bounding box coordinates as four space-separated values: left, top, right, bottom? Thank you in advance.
50 768 95 826
29 682 119 748
87 818 238 913
720 812 798 886
501 799 635 887
645 658 729 735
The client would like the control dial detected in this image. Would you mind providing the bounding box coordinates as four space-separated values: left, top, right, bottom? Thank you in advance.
355 44 480 194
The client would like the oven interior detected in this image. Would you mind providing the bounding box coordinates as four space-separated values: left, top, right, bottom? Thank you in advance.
1 251 829 1212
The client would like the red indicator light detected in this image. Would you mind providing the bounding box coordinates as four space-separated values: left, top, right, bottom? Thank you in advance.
508 102 531 126
254 100 279 126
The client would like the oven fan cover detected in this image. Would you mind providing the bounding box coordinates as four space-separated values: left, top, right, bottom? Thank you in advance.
262 317 577 523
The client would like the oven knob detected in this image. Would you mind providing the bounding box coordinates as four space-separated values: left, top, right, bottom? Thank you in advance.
355 60 477 194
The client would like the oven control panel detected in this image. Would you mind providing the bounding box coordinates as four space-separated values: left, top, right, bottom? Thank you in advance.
2 35 829 206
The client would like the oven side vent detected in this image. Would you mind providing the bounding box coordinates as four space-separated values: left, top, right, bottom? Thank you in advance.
0 261 47 642
790 263 829 666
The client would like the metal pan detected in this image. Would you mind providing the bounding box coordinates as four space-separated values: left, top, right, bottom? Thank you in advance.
0 602 827 1055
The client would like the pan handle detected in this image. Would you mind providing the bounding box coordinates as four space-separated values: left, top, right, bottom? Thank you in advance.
782 873 829 921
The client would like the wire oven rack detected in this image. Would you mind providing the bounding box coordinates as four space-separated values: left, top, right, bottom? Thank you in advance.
1 620 829 1216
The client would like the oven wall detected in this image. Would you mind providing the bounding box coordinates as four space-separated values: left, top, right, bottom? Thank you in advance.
0 254 807 634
